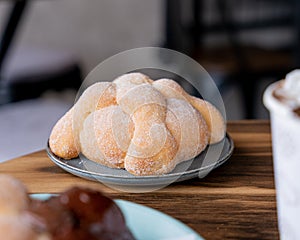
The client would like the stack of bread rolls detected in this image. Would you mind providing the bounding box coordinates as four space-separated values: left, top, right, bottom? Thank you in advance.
49 73 225 176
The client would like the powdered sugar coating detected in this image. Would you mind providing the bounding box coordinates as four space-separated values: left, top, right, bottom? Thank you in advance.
189 96 226 144
80 106 133 168
114 72 153 103
49 72 225 175
166 98 209 162
49 108 78 159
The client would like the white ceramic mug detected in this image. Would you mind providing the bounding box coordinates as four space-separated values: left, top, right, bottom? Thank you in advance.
264 81 300 240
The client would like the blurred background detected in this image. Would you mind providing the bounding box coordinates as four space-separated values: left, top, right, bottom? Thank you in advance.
0 0 299 161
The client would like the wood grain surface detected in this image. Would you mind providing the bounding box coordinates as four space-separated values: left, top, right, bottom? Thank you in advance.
0 120 279 239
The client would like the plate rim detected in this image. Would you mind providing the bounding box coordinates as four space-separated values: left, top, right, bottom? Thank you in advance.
46 133 234 183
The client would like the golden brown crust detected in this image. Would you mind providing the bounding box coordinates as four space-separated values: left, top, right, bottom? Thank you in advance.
153 78 226 144
114 72 153 103
125 103 178 175
125 129 178 176
73 82 117 150
166 98 209 162
49 82 117 159
49 108 79 159
189 96 226 144
152 78 189 101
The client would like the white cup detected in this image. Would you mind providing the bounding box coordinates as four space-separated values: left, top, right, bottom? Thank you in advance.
263 81 300 240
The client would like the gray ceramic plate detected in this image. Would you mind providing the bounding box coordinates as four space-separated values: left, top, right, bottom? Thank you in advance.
46 134 233 188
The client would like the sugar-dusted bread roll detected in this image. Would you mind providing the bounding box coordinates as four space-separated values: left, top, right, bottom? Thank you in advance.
49 73 225 175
